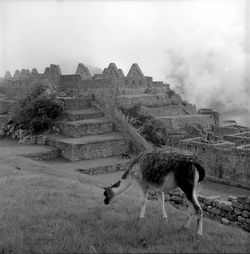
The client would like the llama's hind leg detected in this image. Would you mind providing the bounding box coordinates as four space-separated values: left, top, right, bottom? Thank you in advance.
176 166 203 235
139 186 149 219
184 203 194 228
157 192 168 220
190 193 203 236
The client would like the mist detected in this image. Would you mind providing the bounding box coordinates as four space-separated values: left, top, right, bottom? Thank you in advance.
0 0 249 125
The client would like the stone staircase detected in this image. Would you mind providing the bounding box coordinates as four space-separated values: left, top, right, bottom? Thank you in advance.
0 94 134 174
117 88 213 131
45 96 133 174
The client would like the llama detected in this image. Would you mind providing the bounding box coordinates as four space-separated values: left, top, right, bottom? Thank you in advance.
98 148 207 236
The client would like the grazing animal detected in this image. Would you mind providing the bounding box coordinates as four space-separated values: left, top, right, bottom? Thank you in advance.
98 148 207 236
122 153 131 159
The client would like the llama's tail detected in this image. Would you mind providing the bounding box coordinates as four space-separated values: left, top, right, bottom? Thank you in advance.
193 161 206 183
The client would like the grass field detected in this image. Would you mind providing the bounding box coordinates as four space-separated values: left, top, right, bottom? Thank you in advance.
0 156 249 253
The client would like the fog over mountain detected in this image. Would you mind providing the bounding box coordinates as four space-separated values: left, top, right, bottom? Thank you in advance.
0 0 249 125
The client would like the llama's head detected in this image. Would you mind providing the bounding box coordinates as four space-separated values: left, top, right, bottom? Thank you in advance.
103 186 114 205
98 180 121 205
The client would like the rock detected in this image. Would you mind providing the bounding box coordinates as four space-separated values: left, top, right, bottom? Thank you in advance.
225 212 236 221
58 91 67 97
218 201 233 211
212 199 221 207
18 136 31 144
210 207 221 215
244 203 250 211
221 218 230 225
234 221 242 227
232 200 243 209
227 195 237 202
237 216 246 223
242 210 250 218
164 193 171 201
198 195 204 202
171 195 183 204
234 208 242 215
203 197 212 205
237 196 250 204
203 211 209 218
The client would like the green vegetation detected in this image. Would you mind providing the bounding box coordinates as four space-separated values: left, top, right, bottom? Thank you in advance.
118 104 169 146
0 157 249 254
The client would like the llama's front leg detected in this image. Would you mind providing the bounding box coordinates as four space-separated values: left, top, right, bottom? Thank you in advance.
139 188 148 219
157 192 168 220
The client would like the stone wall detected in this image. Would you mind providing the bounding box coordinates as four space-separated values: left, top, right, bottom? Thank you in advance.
223 132 250 146
91 100 153 154
148 188 250 232
2 76 51 99
143 105 197 116
158 114 214 132
198 108 220 126
2 64 62 99
179 138 250 185
214 125 250 138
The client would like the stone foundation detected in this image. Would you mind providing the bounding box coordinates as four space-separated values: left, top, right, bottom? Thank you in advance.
149 188 250 232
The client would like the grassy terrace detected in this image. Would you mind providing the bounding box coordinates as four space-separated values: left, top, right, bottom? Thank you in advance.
0 155 249 253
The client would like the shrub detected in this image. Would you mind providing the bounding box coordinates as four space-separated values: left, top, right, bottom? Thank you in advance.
6 84 63 135
166 89 175 98
118 104 169 147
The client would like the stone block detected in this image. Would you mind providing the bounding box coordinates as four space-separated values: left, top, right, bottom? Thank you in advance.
48 133 130 161
217 201 233 211
242 210 250 218
237 216 246 223
232 200 243 209
171 195 183 204
227 195 237 202
62 108 104 122
203 197 212 205
234 208 242 215
203 211 209 218
237 196 250 204
58 118 113 138
225 212 236 221
244 203 250 211
58 97 90 110
164 193 171 201
210 207 221 215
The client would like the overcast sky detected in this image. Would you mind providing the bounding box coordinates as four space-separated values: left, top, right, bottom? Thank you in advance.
0 0 249 114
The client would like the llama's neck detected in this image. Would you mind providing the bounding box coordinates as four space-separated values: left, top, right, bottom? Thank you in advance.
112 178 134 196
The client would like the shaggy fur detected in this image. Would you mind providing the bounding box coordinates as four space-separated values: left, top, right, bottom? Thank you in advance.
101 147 207 235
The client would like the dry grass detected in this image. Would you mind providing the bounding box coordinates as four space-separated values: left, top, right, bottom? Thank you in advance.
0 161 249 254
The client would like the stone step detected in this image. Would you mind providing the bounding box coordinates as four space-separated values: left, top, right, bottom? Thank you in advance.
46 132 130 161
60 108 104 121
47 155 134 175
57 96 90 110
142 105 197 117
57 118 113 138
117 93 172 107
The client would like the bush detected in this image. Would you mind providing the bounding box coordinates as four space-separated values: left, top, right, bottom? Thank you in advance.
166 89 175 98
6 84 63 135
118 104 169 147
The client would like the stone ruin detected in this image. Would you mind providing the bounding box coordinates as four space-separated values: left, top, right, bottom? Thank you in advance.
0 61 250 188
76 63 92 80
0 61 249 233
